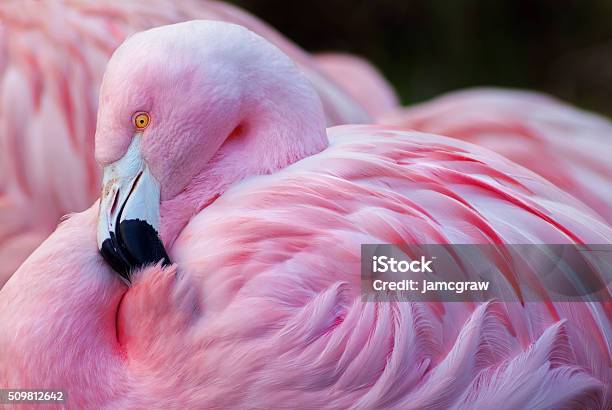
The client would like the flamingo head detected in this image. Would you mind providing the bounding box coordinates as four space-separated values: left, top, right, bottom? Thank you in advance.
94 20 327 283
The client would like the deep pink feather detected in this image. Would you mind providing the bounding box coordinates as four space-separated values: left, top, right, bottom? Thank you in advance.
382 88 612 222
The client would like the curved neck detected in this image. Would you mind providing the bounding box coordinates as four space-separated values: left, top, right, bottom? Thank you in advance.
160 98 328 248
160 55 329 247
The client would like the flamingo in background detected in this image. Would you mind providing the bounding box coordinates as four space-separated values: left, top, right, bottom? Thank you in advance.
1 21 609 409
382 88 612 222
0 0 393 287
314 52 399 118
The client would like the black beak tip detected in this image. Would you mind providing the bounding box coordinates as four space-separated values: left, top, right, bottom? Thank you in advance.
99 219 171 283
100 237 132 283
118 219 171 267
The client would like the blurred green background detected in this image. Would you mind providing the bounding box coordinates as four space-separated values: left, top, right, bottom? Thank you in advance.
230 0 612 116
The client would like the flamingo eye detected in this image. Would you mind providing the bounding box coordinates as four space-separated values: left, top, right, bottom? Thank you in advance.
134 112 150 129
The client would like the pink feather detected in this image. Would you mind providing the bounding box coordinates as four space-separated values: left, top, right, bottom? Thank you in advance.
382 88 612 223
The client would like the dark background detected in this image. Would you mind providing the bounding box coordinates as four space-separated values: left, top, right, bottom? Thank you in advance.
229 0 612 116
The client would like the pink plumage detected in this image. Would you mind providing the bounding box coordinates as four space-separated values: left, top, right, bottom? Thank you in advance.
382 88 612 222
0 0 382 287
0 21 609 409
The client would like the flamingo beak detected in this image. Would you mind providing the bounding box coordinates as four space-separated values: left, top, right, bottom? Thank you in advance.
96 135 171 284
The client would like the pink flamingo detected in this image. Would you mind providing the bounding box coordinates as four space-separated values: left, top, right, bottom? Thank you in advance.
382 88 612 222
1 21 610 409
0 0 388 287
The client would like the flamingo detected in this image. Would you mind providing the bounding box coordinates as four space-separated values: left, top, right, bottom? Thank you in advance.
1 21 610 409
0 0 390 287
381 88 612 222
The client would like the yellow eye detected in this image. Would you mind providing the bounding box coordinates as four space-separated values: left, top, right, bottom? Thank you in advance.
134 112 150 129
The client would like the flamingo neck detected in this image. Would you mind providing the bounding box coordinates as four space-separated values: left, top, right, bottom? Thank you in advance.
159 64 329 248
